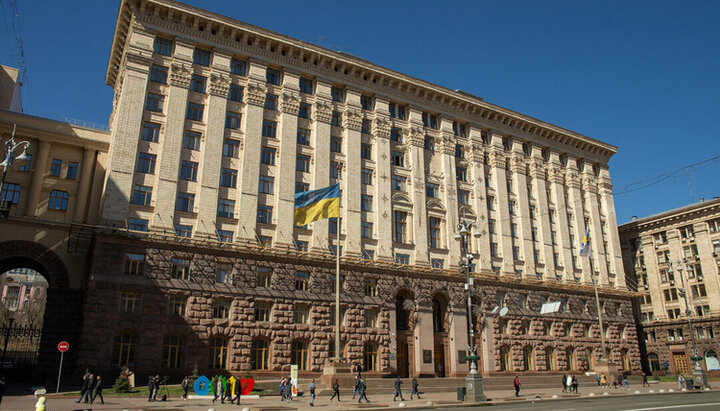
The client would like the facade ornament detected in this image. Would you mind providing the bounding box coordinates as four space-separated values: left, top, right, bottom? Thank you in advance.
582 175 598 193
439 134 455 156
407 126 425 147
170 63 192 88
529 158 545 179
510 153 526 175
566 171 581 189
374 116 391 138
413 177 424 193
245 81 267 106
471 143 485 164
487 148 506 169
343 109 363 131
548 165 564 184
209 73 231 97
312 100 332 123
598 176 613 191
280 91 300 114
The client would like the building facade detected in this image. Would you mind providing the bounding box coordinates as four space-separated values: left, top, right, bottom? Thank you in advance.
619 198 720 376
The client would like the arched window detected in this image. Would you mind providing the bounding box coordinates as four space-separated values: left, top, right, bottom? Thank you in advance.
565 348 575 370
704 351 720 371
523 346 534 371
620 349 629 370
364 342 378 371
49 190 69 211
291 341 308 370
648 353 660 372
251 339 269 370
396 296 409 331
209 337 228 369
111 333 137 368
500 346 511 371
545 347 555 371
432 299 444 332
162 335 184 369
585 349 595 370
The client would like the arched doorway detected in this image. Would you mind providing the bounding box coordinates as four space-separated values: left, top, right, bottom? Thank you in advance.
431 293 449 377
395 290 414 377
648 353 660 372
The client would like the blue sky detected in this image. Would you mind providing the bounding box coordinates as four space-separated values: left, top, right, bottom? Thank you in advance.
1 0 718 224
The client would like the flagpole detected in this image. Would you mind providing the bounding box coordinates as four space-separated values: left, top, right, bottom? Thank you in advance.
335 216 341 361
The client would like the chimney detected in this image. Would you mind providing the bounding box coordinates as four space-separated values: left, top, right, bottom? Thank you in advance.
631 216 637 221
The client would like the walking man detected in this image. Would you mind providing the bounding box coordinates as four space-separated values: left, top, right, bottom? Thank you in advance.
595 373 601 386
622 374 630 390
181 376 190 399
212 376 222 403
562 373 568 393
678 374 685 390
77 372 93 403
91 375 104 405
279 377 286 401
152 374 160 401
571 375 578 393
565 374 572 394
358 378 370 403
330 380 341 402
393 376 404 401
147 375 155 402
410 377 421 400
513 375 521 397
223 377 233 404
642 372 650 387
283 377 293 402
352 376 360 399
309 379 316 407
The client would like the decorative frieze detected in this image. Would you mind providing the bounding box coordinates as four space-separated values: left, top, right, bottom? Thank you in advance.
343 109 363 131
245 82 267 106
374 116 391 139
209 72 231 97
488 148 506 169
280 91 300 115
510 153 526 175
170 63 192 88
313 100 332 123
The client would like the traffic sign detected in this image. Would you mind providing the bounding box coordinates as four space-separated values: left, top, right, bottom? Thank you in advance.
57 341 69 352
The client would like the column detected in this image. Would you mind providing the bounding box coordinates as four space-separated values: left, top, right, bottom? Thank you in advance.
529 145 554 278
448 309 469 376
488 131 512 274
414 308 434 375
583 171 609 286
25 140 50 217
598 166 626 289
407 108 429 265
468 129 491 272
566 157 591 284
72 148 97 222
509 142 533 278
310 82 332 250
440 117 461 267
548 152 574 281
343 89 362 257
237 62 267 242
374 105 393 261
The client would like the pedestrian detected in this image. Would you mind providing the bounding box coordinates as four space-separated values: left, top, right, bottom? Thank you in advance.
352 375 360 399
358 378 370 403
571 375 578 393
283 377 293 402
279 377 286 401
356 364 363 379
600 373 606 388
595 374 601 386
212 376 222 403
566 374 572 393
513 375 521 397
309 378 316 407
410 377 420 400
562 373 567 393
437 363 444 377
643 373 650 387
153 374 160 401
0 375 6 407
330 380 341 402
678 374 685 390
90 375 104 404
223 377 233 404
617 373 623 389
622 374 630 390
393 376 404 401
147 375 155 402
77 372 93 403
34 396 45 411
181 376 190 399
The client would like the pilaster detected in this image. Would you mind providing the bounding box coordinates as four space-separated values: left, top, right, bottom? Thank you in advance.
548 151 574 282
310 81 332 251
530 145 554 278
343 88 362 257
598 167 625 289
440 117 461 267
25 140 51 217
468 128 491 272
583 171 609 286
489 131 512 275
408 108 429 265
374 106 393 261
510 141 533 278
72 148 97 223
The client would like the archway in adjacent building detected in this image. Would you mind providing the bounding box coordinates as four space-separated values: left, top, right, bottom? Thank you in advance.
395 290 414 377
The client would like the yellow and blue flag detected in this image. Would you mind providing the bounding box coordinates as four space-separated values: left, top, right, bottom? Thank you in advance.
294 184 340 226
579 230 591 257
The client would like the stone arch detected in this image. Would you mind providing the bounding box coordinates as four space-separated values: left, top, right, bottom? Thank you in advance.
0 240 70 289
431 291 451 333
395 288 416 331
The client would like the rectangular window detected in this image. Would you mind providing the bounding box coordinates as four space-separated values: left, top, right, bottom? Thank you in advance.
390 127 403 143
428 217 441 248
360 95 373 110
189 75 206 93
168 295 187 317
298 103 311 119
257 205 273 224
174 224 192 238
295 182 309 193
255 302 272 322
213 301 231 319
331 87 344 102
259 176 275 194
391 151 404 167
266 68 281 85
361 222 373 239
18 154 31 172
389 102 407 120
395 253 410 265
296 155 310 172
487 195 495 210
361 143 372 160
220 168 238 188
422 112 438 129
137 153 156 174
50 159 62 177
120 292 141 314
193 48 211 66
217 230 233 243
458 190 470 205
424 136 435 151
146 93 164 112
394 211 407 243
295 240 308 252
365 279 378 296
488 219 496 234
453 121 466 137
264 93 278 110
392 176 406 192
228 84 243 102
262 120 277 138
175 192 195 212
150 65 168 84
490 242 498 258
128 218 148 232
124 253 145 276
223 139 240 158
131 185 152 206
331 111 342 126
362 249 375 260
154 37 172 56
299 77 313 94
361 195 373 212
141 123 160 142
294 305 310 324
330 136 342 153
297 128 311 145
361 168 373 185
216 263 232 284
707 218 720 233
230 59 246 76
329 219 338 235
66 162 78 179
225 112 242 129
431 258 444 269
456 166 467 182
217 198 235 218
256 268 272 287
426 183 439 198
364 310 378 328
183 131 201 150
171 258 191 280
455 144 465 159
295 272 309 291
330 162 342 179
179 161 198 181
361 119 372 134
48 190 68 211
261 147 276 165
186 102 204 121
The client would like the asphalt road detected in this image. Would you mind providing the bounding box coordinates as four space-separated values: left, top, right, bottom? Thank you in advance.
439 391 720 411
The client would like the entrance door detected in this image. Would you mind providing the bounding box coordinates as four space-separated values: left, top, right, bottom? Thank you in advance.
434 343 445 377
673 352 690 375
397 342 409 377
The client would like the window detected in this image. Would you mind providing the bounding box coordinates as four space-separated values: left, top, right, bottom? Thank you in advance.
295 182 309 193
424 136 435 151
190 75 206 93
111 334 137 368
391 151 404 167
154 37 172 56
228 84 243 102
426 183 439 198
361 143 372 160
389 102 406 120
259 176 274 194
297 128 311 145
361 195 373 212
329 219 338 234
262 120 277 138
362 249 374 260
213 300 231 319
364 310 378 328
150 64 168 84
361 168 373 185
360 95 373 110
168 295 187 317
362 119 371 134
291 341 309 370
0 183 21 204
294 305 310 324
456 166 468 182
146 93 164 112
182 131 201 150
390 127 403 143
486 195 495 210
431 258 444 269
422 112 438 129
296 155 310 172
251 339 269 370
428 217 441 248
490 242 498 258
708 218 720 233
295 240 308 252
256 268 272 287
174 224 192 238
179 161 198 181
331 86 344 102
128 218 148 232
171 258 191 280
295 272 309 291
394 211 407 243
48 190 69 211
266 68 281 85
120 292 141 314
175 192 195 212
361 222 373 239
364 343 378 372
453 121 466 137
230 59 246 76
208 337 228 369
298 103 311 119
330 162 342 179
455 144 465 159
50 159 62 177
680 224 695 239
215 198 235 218
254 302 272 322
395 253 410 265
162 335 184 369
392 176 406 192
331 111 342 126
193 48 211 66
220 168 237 188
217 230 233 243
18 154 31 172
261 147 276 165
141 123 160 142
124 253 145 276
186 102 204 121
330 136 342 153
509 201 516 215
458 189 470 205
257 205 273 224
264 93 278 110
225 112 242 129
216 263 232 284
299 77 313 94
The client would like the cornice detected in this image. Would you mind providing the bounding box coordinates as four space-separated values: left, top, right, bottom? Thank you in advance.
618 198 720 232
107 0 619 164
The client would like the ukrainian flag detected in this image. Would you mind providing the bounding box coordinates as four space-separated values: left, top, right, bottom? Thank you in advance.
579 230 591 257
294 184 340 226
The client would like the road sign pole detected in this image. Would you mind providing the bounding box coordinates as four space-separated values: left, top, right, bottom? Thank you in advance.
56 351 64 394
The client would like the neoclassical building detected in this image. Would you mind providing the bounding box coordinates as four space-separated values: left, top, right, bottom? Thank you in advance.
619 198 720 376
0 0 641 382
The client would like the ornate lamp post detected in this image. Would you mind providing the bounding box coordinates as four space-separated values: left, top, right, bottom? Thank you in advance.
0 125 30 217
672 260 709 389
454 210 485 402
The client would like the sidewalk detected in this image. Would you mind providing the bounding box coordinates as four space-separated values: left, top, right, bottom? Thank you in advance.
2 381 703 410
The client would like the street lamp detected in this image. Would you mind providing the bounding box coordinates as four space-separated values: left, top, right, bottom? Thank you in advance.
0 125 30 217
673 260 709 389
455 210 485 402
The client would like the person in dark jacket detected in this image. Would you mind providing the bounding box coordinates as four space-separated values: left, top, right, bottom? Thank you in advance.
181 376 190 400
562 373 567 393
309 379 316 406
279 377 286 401
222 377 233 404
393 377 404 401
357 378 370 403
147 375 155 402
571 375 578 393
212 376 222 403
91 375 104 404
330 381 340 402
642 372 650 387
410 377 420 400
283 377 293 402
77 373 93 403
352 376 360 399
0 375 6 407
513 375 521 397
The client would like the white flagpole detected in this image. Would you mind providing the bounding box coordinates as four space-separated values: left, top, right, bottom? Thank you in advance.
334 216 341 361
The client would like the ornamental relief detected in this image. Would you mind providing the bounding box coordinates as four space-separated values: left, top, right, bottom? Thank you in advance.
312 100 332 123
487 148 506 169
280 91 300 114
373 116 391 138
510 154 526 175
343 109 363 131
245 82 267 106
209 72 231 97
170 63 192 88
529 159 545 178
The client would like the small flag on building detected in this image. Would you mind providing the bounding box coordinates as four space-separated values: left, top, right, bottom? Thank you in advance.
579 230 591 258
294 184 340 226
